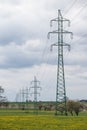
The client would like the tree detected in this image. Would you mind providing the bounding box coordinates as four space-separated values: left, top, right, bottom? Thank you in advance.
67 100 83 116
0 86 4 95
0 86 4 102
57 100 84 116
0 86 8 108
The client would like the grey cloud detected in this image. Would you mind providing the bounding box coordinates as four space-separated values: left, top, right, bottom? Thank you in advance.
0 7 48 45
0 40 51 69
0 0 87 101
0 0 86 68
0 0 22 5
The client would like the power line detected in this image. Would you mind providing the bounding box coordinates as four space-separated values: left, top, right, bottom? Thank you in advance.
71 3 87 23
64 0 78 16
36 39 50 77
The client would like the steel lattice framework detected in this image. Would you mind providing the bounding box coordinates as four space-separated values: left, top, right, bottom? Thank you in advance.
48 10 73 115
30 76 41 114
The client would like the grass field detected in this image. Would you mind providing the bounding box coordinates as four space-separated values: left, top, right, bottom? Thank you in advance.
0 110 87 130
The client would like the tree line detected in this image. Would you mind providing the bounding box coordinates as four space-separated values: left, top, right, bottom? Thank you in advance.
0 86 87 116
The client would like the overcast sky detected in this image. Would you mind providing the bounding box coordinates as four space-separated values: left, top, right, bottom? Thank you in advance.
0 0 87 101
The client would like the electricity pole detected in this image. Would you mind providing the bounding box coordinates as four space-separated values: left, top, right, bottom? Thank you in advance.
25 87 30 110
22 87 30 110
21 88 25 110
30 76 41 114
48 10 73 115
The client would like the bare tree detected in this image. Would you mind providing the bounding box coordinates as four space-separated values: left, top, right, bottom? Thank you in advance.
67 100 83 116
0 86 8 108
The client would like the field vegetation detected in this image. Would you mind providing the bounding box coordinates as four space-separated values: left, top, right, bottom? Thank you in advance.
0 109 87 130
0 101 87 130
0 115 87 130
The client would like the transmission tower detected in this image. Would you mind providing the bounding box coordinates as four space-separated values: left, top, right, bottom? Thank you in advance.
21 87 30 110
30 76 41 114
20 88 25 110
48 10 73 115
25 87 30 110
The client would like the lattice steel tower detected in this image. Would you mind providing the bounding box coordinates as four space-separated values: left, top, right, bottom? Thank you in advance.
48 10 73 115
30 76 41 114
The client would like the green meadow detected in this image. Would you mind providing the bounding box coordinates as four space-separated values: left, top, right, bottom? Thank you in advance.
0 110 87 130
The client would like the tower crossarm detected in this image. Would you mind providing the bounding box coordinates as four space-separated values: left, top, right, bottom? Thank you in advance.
30 92 40 96
50 16 70 27
50 42 71 51
48 31 73 39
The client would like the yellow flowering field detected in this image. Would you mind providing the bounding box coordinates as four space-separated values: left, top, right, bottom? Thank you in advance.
0 115 87 130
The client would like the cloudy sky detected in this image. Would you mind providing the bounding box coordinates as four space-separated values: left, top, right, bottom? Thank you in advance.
0 0 87 101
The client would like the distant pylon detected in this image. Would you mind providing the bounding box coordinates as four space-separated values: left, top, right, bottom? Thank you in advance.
48 10 73 115
30 76 41 114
